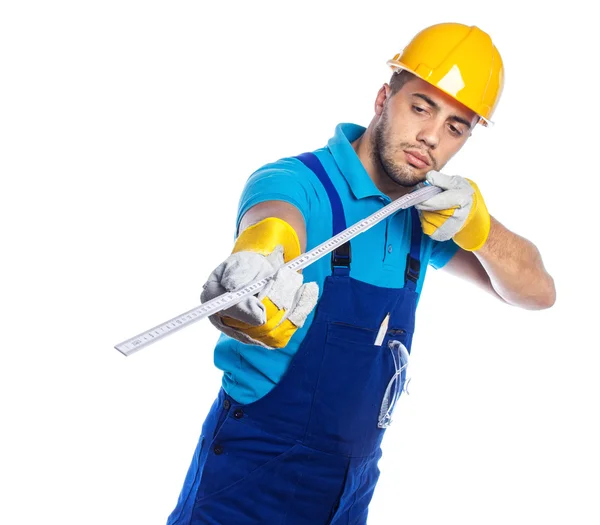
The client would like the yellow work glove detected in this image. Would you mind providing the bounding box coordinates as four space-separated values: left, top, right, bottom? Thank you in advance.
416 171 491 251
200 218 319 349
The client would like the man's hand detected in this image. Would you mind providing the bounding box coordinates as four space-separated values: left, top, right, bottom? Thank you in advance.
200 218 319 349
416 171 491 251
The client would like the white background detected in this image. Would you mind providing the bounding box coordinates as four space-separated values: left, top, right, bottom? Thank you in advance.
1 1 598 524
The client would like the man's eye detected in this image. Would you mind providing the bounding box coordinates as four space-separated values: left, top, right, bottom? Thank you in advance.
448 124 463 136
412 105 426 114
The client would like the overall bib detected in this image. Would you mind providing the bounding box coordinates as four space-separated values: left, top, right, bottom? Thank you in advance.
167 153 422 525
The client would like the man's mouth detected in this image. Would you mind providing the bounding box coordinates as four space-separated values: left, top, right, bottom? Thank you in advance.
404 150 431 169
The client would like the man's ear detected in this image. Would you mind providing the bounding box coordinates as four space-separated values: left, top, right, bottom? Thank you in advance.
374 84 391 117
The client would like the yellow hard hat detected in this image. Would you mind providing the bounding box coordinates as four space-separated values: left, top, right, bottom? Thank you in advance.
387 23 504 126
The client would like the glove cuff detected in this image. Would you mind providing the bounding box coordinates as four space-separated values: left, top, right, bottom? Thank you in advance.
453 179 491 251
233 217 301 262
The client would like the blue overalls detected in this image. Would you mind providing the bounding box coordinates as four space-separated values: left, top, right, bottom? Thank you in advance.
167 153 422 525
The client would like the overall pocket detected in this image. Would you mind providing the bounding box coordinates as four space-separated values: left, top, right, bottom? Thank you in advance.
311 322 397 439
195 440 352 524
197 417 298 501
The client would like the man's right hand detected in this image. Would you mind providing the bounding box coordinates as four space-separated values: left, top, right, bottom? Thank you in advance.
200 218 319 349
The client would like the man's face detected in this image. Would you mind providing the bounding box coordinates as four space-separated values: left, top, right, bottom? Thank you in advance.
372 76 479 187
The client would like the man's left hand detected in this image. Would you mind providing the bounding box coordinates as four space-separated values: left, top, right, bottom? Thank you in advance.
416 171 491 251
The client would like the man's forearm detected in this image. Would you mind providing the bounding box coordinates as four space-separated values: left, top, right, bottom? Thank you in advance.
474 217 556 309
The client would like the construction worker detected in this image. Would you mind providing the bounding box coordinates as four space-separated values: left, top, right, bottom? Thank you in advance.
166 22 556 525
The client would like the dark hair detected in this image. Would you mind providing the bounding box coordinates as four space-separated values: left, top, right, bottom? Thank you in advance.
389 69 416 96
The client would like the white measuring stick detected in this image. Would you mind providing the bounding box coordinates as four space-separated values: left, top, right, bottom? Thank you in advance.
115 184 442 356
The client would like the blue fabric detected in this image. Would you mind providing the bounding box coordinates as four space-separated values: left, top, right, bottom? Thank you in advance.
296 152 351 277
167 167 421 523
296 152 347 234
404 208 422 291
213 123 459 405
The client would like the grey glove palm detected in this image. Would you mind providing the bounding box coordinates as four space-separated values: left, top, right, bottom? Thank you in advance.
201 245 319 348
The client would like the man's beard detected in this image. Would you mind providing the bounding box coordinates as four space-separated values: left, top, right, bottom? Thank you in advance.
371 110 435 187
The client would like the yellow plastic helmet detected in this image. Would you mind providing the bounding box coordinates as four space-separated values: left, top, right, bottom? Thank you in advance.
387 23 504 126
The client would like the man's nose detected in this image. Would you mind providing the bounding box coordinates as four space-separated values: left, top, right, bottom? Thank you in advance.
416 121 441 150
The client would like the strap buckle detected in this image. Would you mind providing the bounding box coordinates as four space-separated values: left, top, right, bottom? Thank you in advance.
331 242 351 269
405 254 420 283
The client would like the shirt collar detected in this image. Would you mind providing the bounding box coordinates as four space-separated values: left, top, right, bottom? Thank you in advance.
327 123 387 200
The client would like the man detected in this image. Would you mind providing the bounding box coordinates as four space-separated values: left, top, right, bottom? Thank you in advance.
167 22 555 525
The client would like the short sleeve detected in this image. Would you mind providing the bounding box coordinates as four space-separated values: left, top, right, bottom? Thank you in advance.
428 238 460 269
235 159 314 233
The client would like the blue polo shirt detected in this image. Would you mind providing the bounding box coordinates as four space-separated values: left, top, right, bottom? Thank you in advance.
213 123 459 404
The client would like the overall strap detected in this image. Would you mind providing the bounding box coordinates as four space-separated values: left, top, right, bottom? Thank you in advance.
296 152 350 276
404 207 422 291
296 152 423 287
